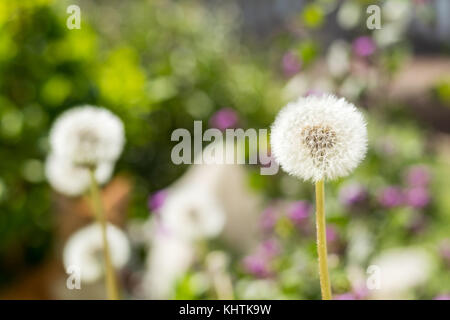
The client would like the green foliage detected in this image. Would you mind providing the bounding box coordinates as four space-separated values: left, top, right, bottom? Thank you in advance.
0 0 281 284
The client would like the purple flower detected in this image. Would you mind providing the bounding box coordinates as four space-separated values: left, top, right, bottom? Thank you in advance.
377 187 404 208
339 183 368 206
288 201 311 224
434 294 450 300
281 52 301 77
243 239 279 277
209 108 238 131
405 187 430 209
147 190 167 212
243 254 271 278
353 286 369 299
260 207 278 232
334 293 356 300
353 36 376 57
334 286 368 300
326 225 338 243
405 165 430 187
260 238 280 257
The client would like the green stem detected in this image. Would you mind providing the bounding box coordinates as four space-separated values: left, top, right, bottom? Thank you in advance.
89 169 119 300
315 180 332 300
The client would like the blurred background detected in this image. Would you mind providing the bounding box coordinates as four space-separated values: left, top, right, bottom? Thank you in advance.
0 0 449 299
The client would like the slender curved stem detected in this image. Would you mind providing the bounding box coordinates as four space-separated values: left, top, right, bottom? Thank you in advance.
89 169 119 300
212 271 234 300
315 180 332 300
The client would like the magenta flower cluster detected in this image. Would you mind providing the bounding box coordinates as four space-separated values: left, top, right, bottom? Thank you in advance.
377 165 431 209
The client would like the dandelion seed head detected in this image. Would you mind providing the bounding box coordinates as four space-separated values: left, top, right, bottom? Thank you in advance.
45 154 113 196
271 94 367 182
50 105 125 167
301 124 337 168
160 190 225 240
63 223 130 283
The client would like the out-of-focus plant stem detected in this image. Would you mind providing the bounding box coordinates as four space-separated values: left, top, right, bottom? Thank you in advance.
89 168 119 300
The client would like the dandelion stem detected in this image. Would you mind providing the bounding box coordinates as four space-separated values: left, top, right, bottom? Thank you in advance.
88 169 120 300
315 179 332 300
212 272 234 300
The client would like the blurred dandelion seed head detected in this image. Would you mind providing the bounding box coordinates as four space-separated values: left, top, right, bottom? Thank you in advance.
160 190 226 240
46 105 125 195
63 223 130 283
45 155 113 196
49 105 125 167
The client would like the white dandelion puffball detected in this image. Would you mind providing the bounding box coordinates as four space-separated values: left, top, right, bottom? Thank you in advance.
271 94 367 182
50 105 125 167
45 154 113 196
160 190 226 240
63 223 130 283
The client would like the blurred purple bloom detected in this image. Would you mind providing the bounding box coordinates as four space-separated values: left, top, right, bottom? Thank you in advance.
288 201 311 224
147 190 167 212
243 254 271 278
209 108 238 130
405 187 430 209
260 207 278 232
260 238 281 257
377 187 404 208
334 286 367 300
353 36 376 57
405 165 430 187
334 293 356 300
353 286 369 299
244 239 281 278
326 226 338 243
339 183 368 206
281 52 301 77
434 294 450 300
